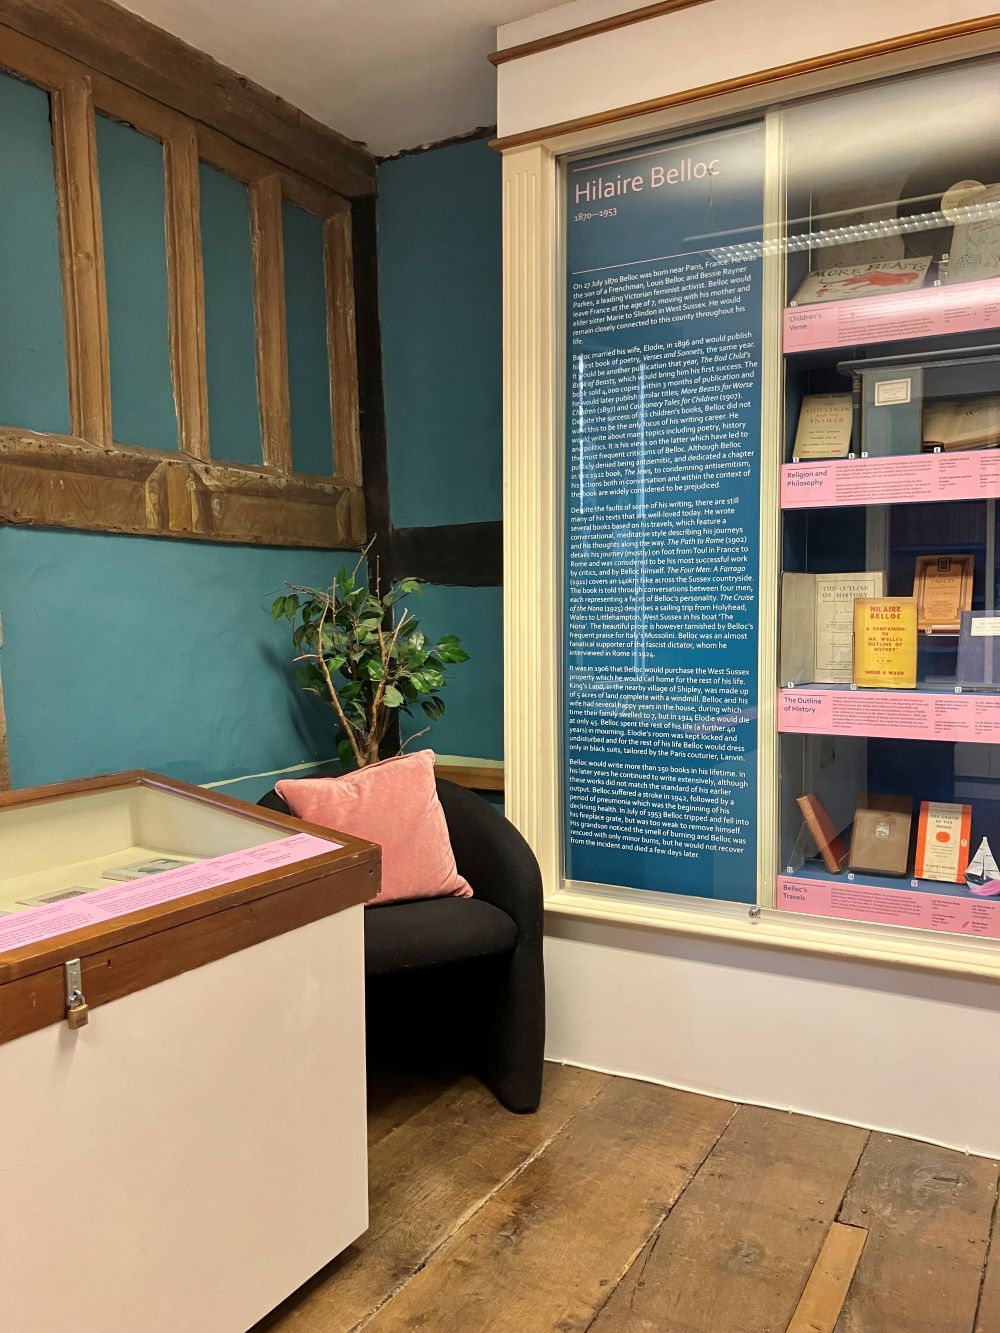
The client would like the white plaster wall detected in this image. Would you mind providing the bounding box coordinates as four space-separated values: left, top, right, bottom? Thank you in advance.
545 915 1000 1156
497 0 1000 137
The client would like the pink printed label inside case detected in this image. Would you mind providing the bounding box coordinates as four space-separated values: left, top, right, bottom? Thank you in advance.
777 875 1000 940
782 451 1000 511
0 832 340 954
783 277 1000 353
778 689 1000 744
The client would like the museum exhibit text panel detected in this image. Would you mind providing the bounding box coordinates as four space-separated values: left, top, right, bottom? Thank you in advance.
556 54 1000 965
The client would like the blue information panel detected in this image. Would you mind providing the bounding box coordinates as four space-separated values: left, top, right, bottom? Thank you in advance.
564 122 765 903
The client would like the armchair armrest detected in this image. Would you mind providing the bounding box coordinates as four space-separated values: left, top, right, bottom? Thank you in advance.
434 779 543 944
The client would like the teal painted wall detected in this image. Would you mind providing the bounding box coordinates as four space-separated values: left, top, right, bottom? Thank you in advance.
378 139 504 762
378 138 502 529
400 584 503 761
284 201 335 476
200 163 263 467
0 79 356 795
0 73 70 435
96 115 178 452
0 527 350 790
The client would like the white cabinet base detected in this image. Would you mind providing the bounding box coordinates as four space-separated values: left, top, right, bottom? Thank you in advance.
0 905 367 1333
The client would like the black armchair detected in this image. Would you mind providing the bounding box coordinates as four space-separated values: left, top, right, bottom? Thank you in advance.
258 778 545 1113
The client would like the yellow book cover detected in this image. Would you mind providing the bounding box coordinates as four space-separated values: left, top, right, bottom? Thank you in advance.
852 598 918 689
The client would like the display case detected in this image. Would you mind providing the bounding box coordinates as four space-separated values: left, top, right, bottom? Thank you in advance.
0 770 378 1333
775 62 1000 944
552 48 1000 970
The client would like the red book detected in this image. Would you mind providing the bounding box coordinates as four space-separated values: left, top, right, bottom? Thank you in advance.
796 794 848 874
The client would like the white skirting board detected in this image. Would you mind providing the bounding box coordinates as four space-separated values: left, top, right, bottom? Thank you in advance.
0 906 368 1333
544 915 1000 1158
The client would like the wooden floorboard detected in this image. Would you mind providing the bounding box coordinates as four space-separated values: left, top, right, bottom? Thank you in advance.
363 1077 736 1333
975 1188 1000 1333
590 1105 868 1333
786 1222 868 1333
258 1063 608 1332
836 1132 999 1333
257 1064 1000 1333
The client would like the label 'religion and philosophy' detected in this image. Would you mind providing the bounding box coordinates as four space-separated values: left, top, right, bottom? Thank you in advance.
564 123 764 902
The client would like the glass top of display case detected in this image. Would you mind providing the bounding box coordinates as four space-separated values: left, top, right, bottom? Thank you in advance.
0 771 376 973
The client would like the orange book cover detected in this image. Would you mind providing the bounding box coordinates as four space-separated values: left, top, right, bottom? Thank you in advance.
914 801 972 883
796 794 848 873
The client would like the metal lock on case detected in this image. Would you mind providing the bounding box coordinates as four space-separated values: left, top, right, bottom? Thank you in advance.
64 958 89 1030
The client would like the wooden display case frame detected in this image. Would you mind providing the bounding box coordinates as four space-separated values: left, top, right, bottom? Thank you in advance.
0 768 380 1045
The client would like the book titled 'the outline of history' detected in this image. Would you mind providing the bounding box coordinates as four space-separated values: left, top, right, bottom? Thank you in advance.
852 597 918 689
790 257 932 306
780 571 885 686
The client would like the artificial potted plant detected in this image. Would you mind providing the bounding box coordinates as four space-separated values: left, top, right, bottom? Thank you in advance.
271 554 470 768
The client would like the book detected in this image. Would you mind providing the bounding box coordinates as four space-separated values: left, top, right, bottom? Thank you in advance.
915 800 972 883
852 598 918 689
779 572 885 686
790 257 932 306
792 393 854 460
796 794 848 873
957 611 1000 689
861 367 923 457
912 555 974 633
15 887 89 907
101 856 191 882
942 180 1000 284
849 799 913 877
922 396 1000 451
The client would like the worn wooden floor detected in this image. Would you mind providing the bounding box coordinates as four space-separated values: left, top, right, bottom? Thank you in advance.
256 1061 1000 1333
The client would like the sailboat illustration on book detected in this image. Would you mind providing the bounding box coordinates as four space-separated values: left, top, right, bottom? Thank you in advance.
966 837 1000 895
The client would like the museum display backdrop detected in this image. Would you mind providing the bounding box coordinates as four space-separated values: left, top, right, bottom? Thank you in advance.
562 54 1000 942
565 124 764 902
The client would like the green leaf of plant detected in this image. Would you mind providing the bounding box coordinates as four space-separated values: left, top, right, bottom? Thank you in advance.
336 736 355 767
325 653 347 673
383 685 404 709
364 659 384 680
271 597 285 621
421 696 445 721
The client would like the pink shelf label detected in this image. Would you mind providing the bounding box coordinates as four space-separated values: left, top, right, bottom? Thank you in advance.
0 832 341 955
783 277 1000 352
778 689 1000 743
777 875 1000 940
782 450 1000 510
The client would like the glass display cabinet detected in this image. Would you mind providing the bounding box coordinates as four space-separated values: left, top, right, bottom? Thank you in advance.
558 50 1000 966
0 770 377 1333
776 61 1000 943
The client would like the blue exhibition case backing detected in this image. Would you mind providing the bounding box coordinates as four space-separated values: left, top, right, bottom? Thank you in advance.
563 120 765 903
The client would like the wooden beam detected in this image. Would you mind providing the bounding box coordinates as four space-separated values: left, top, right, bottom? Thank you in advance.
250 175 292 474
489 0 713 66
394 521 503 586
164 125 209 460
50 75 112 448
0 1 375 197
435 763 504 793
0 428 366 549
326 202 362 486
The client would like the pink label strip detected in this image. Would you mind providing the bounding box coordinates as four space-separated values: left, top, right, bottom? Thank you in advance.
0 832 340 955
782 450 1000 511
777 875 1000 941
783 276 1000 353
778 689 1000 744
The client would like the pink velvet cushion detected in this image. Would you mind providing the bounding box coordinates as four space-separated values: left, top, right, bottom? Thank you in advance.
276 750 472 906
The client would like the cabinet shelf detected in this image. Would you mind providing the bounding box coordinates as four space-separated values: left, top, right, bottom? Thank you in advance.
778 686 1000 743
776 868 1000 941
781 449 1000 510
783 276 1000 354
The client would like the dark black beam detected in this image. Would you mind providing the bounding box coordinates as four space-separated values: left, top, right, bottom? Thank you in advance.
394 521 502 587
